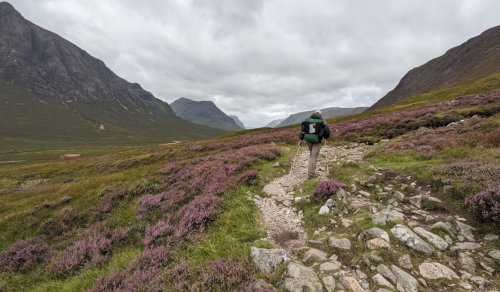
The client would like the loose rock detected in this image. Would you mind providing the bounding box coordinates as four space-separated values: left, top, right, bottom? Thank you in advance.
418 262 459 280
413 227 448 250
358 227 390 242
391 265 418 292
251 246 289 274
390 224 434 255
322 276 336 292
302 248 327 262
397 254 413 270
450 242 481 251
282 262 323 292
371 209 405 226
328 237 351 250
458 252 476 272
372 273 394 289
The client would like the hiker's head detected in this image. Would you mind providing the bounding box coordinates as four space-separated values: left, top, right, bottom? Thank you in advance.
314 110 322 117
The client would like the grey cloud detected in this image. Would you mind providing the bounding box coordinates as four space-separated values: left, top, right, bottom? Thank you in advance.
9 0 500 128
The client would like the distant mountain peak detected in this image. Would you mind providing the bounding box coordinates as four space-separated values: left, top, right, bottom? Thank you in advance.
171 98 243 131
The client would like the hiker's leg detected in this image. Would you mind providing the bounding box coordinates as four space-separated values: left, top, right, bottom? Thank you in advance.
308 142 313 155
308 143 321 178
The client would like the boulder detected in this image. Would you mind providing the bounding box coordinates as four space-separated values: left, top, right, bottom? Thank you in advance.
390 224 434 255
397 254 413 270
408 195 422 208
450 242 481 251
393 191 405 201
282 262 323 292
322 276 336 292
372 273 394 289
371 209 405 226
339 276 366 292
302 248 327 262
454 221 475 241
377 264 397 285
413 227 448 250
431 221 453 234
391 265 418 292
319 262 340 272
484 234 499 241
358 227 390 242
319 205 330 215
328 237 351 250
488 249 500 260
366 238 391 250
418 262 459 280
458 252 476 272
250 246 289 274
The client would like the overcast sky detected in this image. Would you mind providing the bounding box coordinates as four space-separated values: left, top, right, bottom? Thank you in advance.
9 0 500 128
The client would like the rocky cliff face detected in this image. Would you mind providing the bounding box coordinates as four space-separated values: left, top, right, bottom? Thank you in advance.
368 25 500 111
0 2 172 114
171 97 243 131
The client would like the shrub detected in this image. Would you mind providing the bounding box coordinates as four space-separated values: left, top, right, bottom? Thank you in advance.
50 240 87 276
193 259 255 291
415 144 436 159
175 194 223 237
240 170 258 185
136 193 164 219
313 179 345 201
0 237 49 273
87 271 126 292
143 219 176 248
465 184 500 222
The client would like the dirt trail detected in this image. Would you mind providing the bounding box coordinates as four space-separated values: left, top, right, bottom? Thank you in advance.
254 144 368 252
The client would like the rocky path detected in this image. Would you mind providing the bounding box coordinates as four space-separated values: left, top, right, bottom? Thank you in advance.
250 143 499 292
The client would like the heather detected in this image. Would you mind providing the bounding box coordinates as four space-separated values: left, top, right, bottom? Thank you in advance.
465 184 500 222
0 237 49 273
313 179 345 201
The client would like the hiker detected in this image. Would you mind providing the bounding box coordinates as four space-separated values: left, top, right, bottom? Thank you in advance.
299 110 331 179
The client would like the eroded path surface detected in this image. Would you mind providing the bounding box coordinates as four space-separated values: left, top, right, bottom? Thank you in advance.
254 144 369 252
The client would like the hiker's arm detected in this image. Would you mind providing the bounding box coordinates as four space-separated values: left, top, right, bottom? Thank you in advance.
323 123 331 139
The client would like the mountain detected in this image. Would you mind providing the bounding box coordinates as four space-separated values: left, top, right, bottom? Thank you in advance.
368 25 500 111
170 97 243 131
275 107 368 127
229 115 246 129
0 2 224 150
265 119 285 128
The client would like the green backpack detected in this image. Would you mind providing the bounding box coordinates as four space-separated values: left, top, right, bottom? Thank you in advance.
301 118 324 143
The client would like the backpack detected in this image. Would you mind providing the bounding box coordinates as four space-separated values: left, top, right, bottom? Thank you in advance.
301 118 324 143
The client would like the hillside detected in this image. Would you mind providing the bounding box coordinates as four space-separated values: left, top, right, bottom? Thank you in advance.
0 2 224 151
0 86 498 291
368 25 500 111
171 97 243 131
230 115 246 129
265 119 285 128
276 107 368 127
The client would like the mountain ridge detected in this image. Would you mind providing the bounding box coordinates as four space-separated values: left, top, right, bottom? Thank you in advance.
368 25 500 111
170 97 243 131
273 107 368 127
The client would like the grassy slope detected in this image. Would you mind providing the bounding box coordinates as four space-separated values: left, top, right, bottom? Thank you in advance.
0 83 226 153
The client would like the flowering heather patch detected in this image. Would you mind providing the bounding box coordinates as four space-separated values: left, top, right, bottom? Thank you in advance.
415 144 436 159
50 240 87 276
136 193 164 219
313 179 345 201
143 219 176 248
465 184 500 222
433 161 500 198
0 237 49 273
87 271 126 292
50 224 125 276
175 194 223 237
240 170 259 185
192 258 255 291
332 90 500 143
